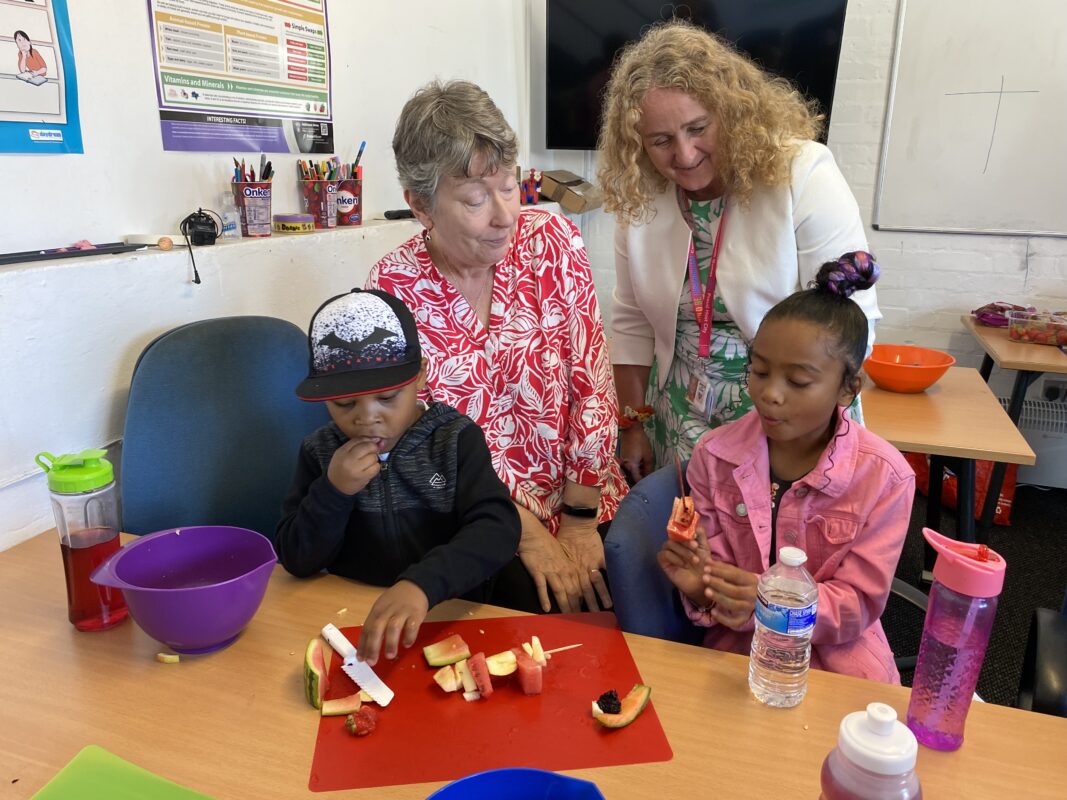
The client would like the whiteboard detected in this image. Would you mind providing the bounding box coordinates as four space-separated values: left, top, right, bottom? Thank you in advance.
873 0 1067 237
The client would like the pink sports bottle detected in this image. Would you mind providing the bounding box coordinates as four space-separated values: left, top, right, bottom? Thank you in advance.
906 528 1006 751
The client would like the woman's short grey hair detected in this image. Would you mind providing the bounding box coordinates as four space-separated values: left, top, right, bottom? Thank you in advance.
392 80 518 207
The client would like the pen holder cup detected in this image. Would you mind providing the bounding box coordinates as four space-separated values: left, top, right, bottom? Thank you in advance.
231 182 272 238
336 167 362 227
300 179 339 229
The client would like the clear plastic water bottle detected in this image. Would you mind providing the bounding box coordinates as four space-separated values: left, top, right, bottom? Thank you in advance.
820 702 922 800
220 191 241 238
906 528 1005 751
749 546 818 707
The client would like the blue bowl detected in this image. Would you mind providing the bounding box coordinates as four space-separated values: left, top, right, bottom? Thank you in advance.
427 768 604 799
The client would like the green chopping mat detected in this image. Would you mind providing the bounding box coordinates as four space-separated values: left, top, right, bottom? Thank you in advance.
31 746 213 799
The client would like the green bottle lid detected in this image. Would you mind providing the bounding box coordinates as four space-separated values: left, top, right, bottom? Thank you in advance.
35 449 115 494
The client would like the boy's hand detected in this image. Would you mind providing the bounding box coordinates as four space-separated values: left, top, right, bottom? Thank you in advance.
657 525 712 608
703 560 758 630
327 439 381 495
356 580 429 666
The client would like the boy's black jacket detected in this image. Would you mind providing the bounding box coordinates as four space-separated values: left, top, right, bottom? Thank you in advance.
274 403 520 606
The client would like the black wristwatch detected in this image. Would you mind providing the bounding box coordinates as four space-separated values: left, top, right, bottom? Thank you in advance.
561 503 598 518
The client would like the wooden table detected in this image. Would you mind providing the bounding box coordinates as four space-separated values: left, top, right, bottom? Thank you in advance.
2 532 1064 798
864 366 1034 579
963 315 1067 532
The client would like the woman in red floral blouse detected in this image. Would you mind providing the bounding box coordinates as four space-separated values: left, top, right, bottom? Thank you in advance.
367 80 627 615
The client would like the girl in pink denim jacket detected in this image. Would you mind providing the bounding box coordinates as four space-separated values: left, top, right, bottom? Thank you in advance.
658 252 914 683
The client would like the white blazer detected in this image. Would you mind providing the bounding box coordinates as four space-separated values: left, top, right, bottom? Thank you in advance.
611 140 879 389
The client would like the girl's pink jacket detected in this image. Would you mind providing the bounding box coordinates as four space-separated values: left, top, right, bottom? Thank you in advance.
683 409 915 683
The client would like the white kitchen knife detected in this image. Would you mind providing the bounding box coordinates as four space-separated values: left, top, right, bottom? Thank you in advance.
320 623 395 707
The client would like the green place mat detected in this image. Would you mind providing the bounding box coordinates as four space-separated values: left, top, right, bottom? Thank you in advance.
32 745 212 799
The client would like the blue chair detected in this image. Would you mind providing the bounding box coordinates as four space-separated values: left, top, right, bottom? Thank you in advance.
121 316 327 537
605 461 927 670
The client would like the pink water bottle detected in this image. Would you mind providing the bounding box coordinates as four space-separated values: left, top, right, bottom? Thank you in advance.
906 528 1006 751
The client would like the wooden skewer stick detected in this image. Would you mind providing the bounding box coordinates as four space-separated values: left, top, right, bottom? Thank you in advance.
674 454 686 497
544 643 583 656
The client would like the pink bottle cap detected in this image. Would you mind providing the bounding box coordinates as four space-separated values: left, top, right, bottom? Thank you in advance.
923 527 1006 598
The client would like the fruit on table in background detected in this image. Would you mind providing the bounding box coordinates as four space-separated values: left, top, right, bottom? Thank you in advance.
467 652 494 697
512 647 543 695
423 633 471 666
321 692 363 716
303 637 331 709
1007 311 1067 346
592 684 652 728
345 707 377 736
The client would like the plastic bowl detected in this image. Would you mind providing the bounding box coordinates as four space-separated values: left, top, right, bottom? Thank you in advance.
864 344 955 394
427 768 605 799
91 525 276 653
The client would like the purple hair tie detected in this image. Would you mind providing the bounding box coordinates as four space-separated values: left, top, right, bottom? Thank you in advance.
827 251 879 297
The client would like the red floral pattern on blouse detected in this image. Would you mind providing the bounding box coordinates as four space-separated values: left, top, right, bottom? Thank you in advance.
367 209 627 533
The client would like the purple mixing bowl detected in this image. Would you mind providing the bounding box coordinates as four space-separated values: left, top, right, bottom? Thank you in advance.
91 525 277 653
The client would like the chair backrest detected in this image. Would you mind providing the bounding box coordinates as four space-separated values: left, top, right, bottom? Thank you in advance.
121 316 328 537
604 462 704 645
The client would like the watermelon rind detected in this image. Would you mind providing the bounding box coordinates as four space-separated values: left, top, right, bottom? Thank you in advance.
303 637 329 710
593 684 651 728
321 692 363 716
423 634 471 667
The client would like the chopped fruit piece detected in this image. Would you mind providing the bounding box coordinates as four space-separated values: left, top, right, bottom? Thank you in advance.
358 690 373 703
303 637 331 709
423 634 471 667
521 642 534 657
321 692 362 716
512 647 543 695
467 652 494 697
462 690 482 702
155 653 179 664
455 658 478 693
667 496 699 542
530 635 546 666
433 664 460 693
345 707 377 736
485 649 518 677
592 684 652 728
596 689 622 715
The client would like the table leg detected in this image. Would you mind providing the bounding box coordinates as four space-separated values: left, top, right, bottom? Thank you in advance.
978 370 1041 536
923 456 947 584
979 354 994 382
954 458 977 543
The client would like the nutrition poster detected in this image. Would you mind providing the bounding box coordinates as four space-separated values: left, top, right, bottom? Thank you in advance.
0 0 83 153
147 0 334 153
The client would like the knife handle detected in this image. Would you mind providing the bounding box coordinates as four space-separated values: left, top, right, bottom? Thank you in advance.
321 623 357 666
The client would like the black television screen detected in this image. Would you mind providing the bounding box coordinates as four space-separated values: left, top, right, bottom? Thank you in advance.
546 0 849 150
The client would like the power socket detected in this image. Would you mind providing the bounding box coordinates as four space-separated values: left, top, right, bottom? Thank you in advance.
1043 378 1067 402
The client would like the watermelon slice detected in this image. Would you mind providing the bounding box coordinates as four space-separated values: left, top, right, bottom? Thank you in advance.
667 497 699 542
593 684 651 728
512 647 542 695
466 652 494 697
303 637 331 709
321 692 362 716
423 634 471 667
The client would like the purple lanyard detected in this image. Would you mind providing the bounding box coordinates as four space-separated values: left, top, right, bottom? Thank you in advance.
682 197 729 360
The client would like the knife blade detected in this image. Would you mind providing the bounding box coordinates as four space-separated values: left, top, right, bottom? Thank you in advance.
320 624 395 707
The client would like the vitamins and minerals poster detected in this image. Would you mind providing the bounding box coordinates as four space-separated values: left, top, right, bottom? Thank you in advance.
0 0 83 154
146 0 334 153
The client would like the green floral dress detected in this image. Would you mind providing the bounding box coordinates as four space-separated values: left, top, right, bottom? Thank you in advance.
647 197 753 466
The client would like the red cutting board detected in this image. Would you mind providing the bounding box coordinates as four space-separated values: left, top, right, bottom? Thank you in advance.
308 612 672 791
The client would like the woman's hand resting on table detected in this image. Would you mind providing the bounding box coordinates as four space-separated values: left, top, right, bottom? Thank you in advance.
355 579 429 665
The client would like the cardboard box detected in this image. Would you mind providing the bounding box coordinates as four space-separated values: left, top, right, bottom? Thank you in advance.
539 170 603 214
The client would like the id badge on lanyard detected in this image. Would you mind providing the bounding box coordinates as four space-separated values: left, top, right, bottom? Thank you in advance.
684 200 729 417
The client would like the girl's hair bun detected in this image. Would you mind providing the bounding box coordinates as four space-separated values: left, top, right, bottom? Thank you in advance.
815 251 880 298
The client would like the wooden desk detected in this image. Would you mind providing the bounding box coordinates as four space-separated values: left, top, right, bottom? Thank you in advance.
864 367 1034 574
963 314 1067 532
2 532 1064 799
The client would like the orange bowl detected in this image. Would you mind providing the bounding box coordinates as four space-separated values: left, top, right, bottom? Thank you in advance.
864 344 955 393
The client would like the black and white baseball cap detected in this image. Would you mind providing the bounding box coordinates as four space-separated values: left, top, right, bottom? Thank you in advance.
296 289 421 401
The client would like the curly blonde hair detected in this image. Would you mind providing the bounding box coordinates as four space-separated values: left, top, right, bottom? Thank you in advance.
597 20 823 223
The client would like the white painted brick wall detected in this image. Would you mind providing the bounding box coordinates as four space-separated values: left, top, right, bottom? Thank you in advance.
541 0 1067 402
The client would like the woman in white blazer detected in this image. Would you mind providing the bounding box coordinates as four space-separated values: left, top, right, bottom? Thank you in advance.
598 20 880 483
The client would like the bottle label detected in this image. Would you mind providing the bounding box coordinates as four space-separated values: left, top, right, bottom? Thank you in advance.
755 591 817 636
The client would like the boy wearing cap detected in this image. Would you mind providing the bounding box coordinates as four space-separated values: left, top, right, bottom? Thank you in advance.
275 289 520 665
